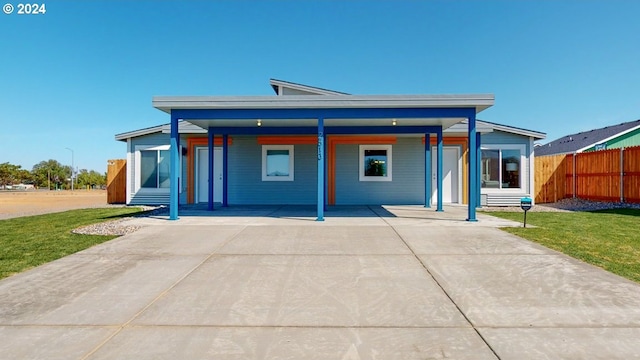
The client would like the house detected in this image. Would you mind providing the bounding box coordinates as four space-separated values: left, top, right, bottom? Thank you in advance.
115 79 545 220
535 119 640 156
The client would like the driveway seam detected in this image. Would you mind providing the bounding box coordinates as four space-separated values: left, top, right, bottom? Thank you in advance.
79 225 249 360
370 206 502 360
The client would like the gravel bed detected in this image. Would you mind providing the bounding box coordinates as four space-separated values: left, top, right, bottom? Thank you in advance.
72 206 167 236
482 198 640 213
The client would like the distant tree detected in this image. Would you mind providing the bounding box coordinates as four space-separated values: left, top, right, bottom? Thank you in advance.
16 168 34 184
32 160 71 190
71 169 106 189
0 162 22 187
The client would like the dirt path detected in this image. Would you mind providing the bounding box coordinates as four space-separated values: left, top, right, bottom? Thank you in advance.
0 190 115 220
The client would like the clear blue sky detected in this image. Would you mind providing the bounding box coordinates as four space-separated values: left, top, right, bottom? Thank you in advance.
1 0 639 173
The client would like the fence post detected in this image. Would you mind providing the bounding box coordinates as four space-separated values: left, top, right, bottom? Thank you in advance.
573 152 577 198
621 147 625 203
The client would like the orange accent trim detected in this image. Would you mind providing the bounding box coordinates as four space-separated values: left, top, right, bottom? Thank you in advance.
186 137 232 204
257 136 318 145
327 136 398 205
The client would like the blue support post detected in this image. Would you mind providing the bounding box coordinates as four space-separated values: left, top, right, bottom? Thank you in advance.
476 132 482 208
436 128 444 212
468 113 478 221
222 134 229 207
425 133 431 208
324 133 328 211
317 117 325 221
169 113 180 220
207 128 214 211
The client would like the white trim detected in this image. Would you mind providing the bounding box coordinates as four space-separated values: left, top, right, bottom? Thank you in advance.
480 144 527 193
262 145 295 181
529 137 535 204
359 145 393 182
126 138 132 204
134 145 171 192
574 123 640 153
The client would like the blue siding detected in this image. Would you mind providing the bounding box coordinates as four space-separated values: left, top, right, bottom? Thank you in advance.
335 138 425 205
228 137 317 204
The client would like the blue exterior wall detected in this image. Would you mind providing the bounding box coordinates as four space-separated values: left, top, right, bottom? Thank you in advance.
227 136 317 204
335 138 425 205
125 130 535 206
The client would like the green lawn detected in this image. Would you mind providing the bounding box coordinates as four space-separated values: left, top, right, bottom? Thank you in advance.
486 209 640 283
0 207 144 279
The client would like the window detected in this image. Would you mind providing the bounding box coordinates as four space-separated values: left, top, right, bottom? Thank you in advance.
262 145 294 181
135 145 172 190
359 145 392 181
481 146 524 189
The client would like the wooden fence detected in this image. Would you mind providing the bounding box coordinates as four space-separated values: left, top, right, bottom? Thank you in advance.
535 146 640 203
107 159 126 204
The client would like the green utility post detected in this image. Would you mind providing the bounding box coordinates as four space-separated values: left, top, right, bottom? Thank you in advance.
520 197 532 228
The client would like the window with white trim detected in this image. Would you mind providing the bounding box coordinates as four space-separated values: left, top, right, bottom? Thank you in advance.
481 145 525 189
262 145 294 181
359 145 392 182
136 145 171 190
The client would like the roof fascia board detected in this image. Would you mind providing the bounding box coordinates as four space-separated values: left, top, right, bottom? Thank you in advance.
153 95 495 114
115 125 164 141
269 79 347 96
480 121 546 139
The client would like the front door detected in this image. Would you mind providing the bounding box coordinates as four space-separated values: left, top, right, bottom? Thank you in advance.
196 147 223 203
431 146 460 204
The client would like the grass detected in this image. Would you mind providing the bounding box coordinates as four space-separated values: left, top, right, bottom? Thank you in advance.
485 208 640 283
0 207 144 279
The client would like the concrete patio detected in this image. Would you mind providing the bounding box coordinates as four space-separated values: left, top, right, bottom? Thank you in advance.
1 205 640 359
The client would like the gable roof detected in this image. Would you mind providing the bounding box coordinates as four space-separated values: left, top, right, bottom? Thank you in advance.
269 78 349 96
535 119 640 156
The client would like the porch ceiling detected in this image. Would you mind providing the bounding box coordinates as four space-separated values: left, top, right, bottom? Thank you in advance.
185 117 466 130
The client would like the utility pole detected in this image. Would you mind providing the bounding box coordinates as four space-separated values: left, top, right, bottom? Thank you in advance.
65 147 74 191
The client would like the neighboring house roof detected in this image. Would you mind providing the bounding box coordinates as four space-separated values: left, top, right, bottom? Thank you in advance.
535 119 640 156
269 78 349 96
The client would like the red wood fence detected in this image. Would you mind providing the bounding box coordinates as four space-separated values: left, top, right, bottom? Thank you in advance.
535 146 640 203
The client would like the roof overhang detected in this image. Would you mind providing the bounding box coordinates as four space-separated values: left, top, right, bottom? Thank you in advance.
152 94 494 131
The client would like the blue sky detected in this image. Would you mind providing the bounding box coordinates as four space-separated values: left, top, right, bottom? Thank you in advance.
1 0 639 172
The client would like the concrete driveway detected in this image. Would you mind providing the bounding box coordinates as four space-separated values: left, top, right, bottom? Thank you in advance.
1 205 640 359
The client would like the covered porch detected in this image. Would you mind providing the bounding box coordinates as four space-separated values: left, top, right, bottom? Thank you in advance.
153 95 494 221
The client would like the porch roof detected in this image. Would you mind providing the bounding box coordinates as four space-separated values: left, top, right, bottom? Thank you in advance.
153 94 494 131
153 94 494 113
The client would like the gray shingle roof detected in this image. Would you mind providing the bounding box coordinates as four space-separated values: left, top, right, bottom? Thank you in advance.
535 119 640 156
